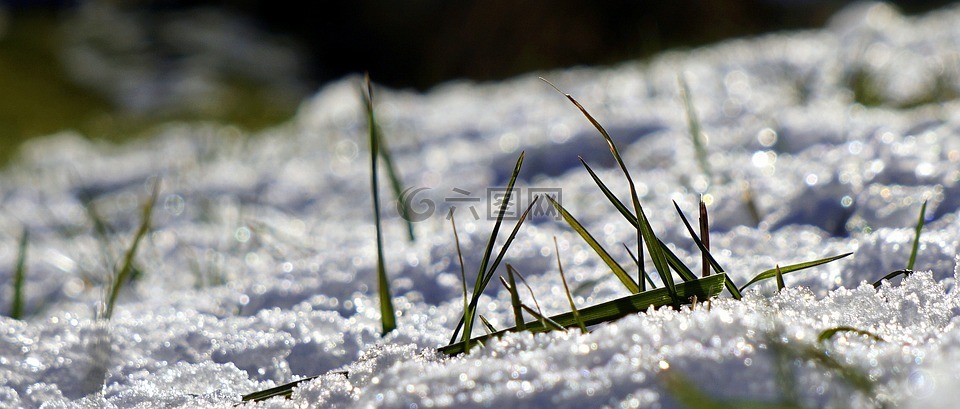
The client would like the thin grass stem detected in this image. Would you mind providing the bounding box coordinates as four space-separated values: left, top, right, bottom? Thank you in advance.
103 178 160 320
907 200 927 271
10 228 27 320
555 237 586 333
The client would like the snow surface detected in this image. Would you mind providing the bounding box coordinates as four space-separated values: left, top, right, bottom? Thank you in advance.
4 2 960 407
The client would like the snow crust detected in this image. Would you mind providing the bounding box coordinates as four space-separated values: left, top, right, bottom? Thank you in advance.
4 2 960 407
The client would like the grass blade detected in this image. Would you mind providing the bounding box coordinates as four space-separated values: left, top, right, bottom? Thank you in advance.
872 269 913 289
241 372 349 402
739 253 853 292
546 195 638 293
817 326 884 343
479 315 498 334
555 237 587 333
624 243 656 289
544 78 675 303
775 264 785 292
672 200 724 275
103 179 160 320
907 200 927 271
520 303 565 332
504 265 526 331
450 209 470 349
439 274 728 356
699 198 710 278
679 74 711 179
363 75 415 241
10 228 27 320
363 74 396 335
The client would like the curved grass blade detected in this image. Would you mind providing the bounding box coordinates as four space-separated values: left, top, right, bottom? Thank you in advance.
739 253 853 292
103 178 159 320
520 303 565 332
907 200 927 271
10 228 27 320
818 326 884 344
546 195 639 293
439 274 727 356
544 78 674 302
363 74 396 335
555 237 587 333
872 269 913 289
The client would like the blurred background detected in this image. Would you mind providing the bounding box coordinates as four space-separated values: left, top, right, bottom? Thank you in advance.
0 0 952 167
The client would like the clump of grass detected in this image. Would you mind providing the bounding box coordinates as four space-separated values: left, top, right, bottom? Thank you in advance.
10 228 28 320
363 74 396 335
102 178 160 320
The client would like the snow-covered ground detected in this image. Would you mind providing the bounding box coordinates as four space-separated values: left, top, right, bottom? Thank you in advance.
4 2 960 407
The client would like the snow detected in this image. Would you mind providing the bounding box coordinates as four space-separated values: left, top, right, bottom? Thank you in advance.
4 2 960 407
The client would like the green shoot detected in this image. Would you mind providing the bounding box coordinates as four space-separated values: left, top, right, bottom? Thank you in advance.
10 228 27 320
363 74 396 335
872 269 913 289
440 274 727 356
555 237 586 333
504 265 526 331
907 200 927 271
775 264 785 292
678 74 712 180
364 74 415 241
739 253 853 292
547 195 638 293
699 198 710 278
103 178 160 320
543 78 676 304
818 326 884 343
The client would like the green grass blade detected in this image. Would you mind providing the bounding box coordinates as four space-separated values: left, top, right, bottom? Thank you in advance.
439 274 727 356
104 179 159 320
544 79 674 301
679 74 711 179
10 228 27 320
363 74 396 335
450 209 470 350
872 269 913 289
504 265 526 331
775 264 785 292
363 75 415 241
546 195 639 293
555 237 586 333
817 326 884 344
624 243 656 290
479 315 498 334
907 200 927 271
672 200 724 274
739 253 853 292
520 303 565 332
241 372 350 402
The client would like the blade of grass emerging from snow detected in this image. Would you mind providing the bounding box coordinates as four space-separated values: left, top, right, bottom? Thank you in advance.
505 265 526 331
363 74 396 335
699 199 710 278
10 228 27 320
363 75 415 241
440 274 727 356
872 269 913 289
555 237 586 333
907 200 927 271
547 195 638 293
624 244 656 290
739 253 853 292
544 78 676 303
679 75 711 179
818 326 884 343
103 179 159 320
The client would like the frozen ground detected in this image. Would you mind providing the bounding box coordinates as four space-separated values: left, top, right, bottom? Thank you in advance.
4 2 960 407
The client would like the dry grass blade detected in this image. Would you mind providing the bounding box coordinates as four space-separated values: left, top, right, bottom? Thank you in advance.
907 200 927 271
672 200 724 275
818 326 884 343
10 228 27 320
555 237 586 333
103 179 160 320
546 195 638 293
775 264 785 292
739 253 853 292
363 74 396 335
699 198 710 278
440 274 727 356
479 315 498 334
543 78 675 302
